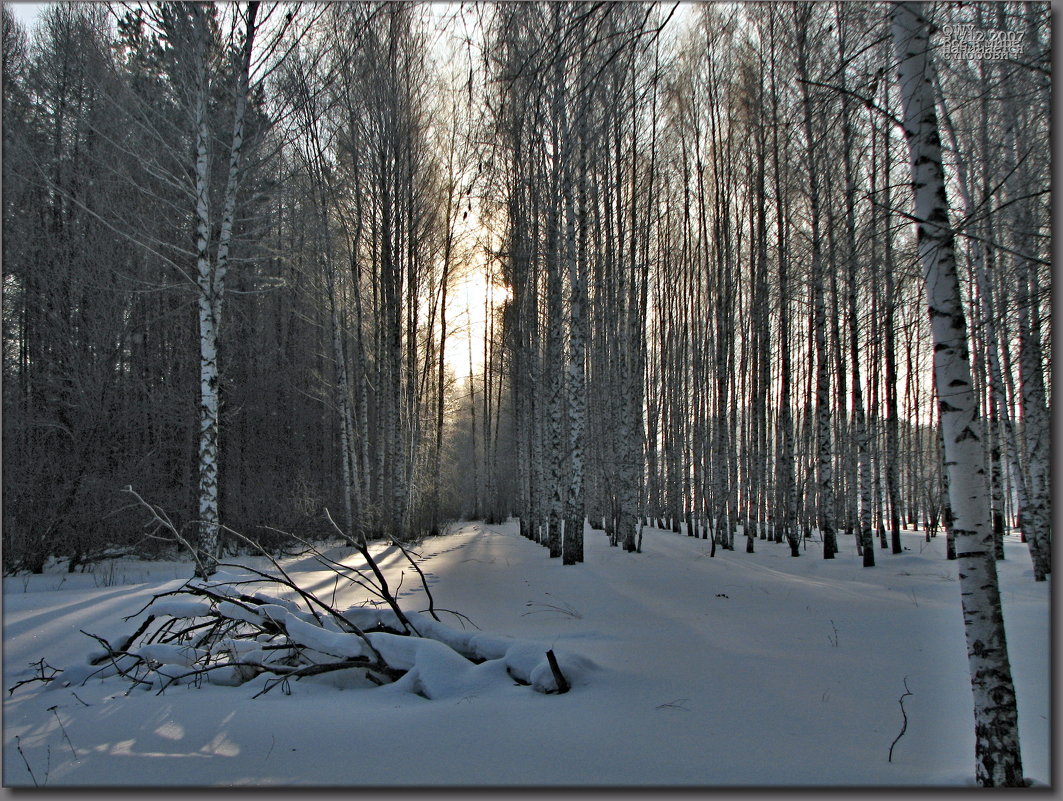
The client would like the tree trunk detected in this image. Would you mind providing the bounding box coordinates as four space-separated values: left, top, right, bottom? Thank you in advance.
562 69 587 565
795 7 835 559
892 3 1024 785
194 3 258 578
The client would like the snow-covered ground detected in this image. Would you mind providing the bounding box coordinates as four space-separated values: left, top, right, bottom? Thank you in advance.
2 522 1050 787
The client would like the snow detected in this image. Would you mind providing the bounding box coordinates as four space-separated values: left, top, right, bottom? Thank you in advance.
144 598 213 618
3 521 1050 787
276 611 368 660
135 644 209 668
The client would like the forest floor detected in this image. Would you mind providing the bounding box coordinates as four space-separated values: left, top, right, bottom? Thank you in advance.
2 520 1050 788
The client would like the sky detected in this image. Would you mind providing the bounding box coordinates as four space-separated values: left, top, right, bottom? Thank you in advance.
5 1 47 29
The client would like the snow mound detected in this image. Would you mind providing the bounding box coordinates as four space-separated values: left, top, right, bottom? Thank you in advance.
365 626 594 699
280 614 368 660
135 643 208 667
146 598 213 618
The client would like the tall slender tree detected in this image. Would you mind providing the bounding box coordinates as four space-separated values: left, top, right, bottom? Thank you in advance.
892 2 1024 785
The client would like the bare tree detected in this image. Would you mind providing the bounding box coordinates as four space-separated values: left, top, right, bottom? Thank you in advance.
892 2 1023 785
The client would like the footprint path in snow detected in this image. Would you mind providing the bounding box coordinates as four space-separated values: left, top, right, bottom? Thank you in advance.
395 527 481 600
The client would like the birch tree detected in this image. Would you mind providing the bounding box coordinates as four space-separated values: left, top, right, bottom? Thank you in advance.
892 2 1023 785
793 5 836 560
189 2 259 576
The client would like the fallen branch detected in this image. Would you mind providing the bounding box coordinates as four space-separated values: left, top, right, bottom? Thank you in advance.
8 659 63 696
545 649 570 694
79 630 152 688
71 503 589 702
389 537 441 622
124 486 208 578
323 508 421 636
889 676 913 762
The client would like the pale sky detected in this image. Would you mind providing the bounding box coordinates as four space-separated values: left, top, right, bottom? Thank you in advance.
5 1 47 30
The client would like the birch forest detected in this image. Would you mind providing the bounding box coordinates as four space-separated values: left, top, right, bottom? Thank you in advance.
4 0 1050 572
1 0 1051 788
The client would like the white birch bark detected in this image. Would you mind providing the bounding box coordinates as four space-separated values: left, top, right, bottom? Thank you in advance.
1015 260 1051 580
794 7 835 559
892 2 1024 785
191 6 219 577
999 55 1051 579
544 6 566 558
936 79 1023 562
193 2 258 577
767 8 798 554
328 266 359 542
836 15 873 566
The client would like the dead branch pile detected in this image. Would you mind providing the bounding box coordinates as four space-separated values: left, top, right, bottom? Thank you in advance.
72 529 578 699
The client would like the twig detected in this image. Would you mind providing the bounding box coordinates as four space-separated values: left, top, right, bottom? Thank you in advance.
8 658 63 695
100 615 156 661
323 508 421 636
124 486 207 578
889 677 913 762
248 657 405 698
215 529 334 626
523 598 582 619
301 549 390 604
389 537 442 622
78 630 152 688
655 698 690 711
47 707 77 759
15 735 39 787
828 619 839 648
427 607 481 630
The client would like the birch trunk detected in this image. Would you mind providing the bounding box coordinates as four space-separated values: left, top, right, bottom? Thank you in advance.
837 17 873 566
192 9 217 577
621 47 647 554
562 79 587 565
327 259 359 542
892 3 1024 785
795 8 835 559
936 78 1019 563
544 11 565 558
999 3 1052 580
768 10 797 555
194 3 258 578
877 73 903 555
1004 123 1051 580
